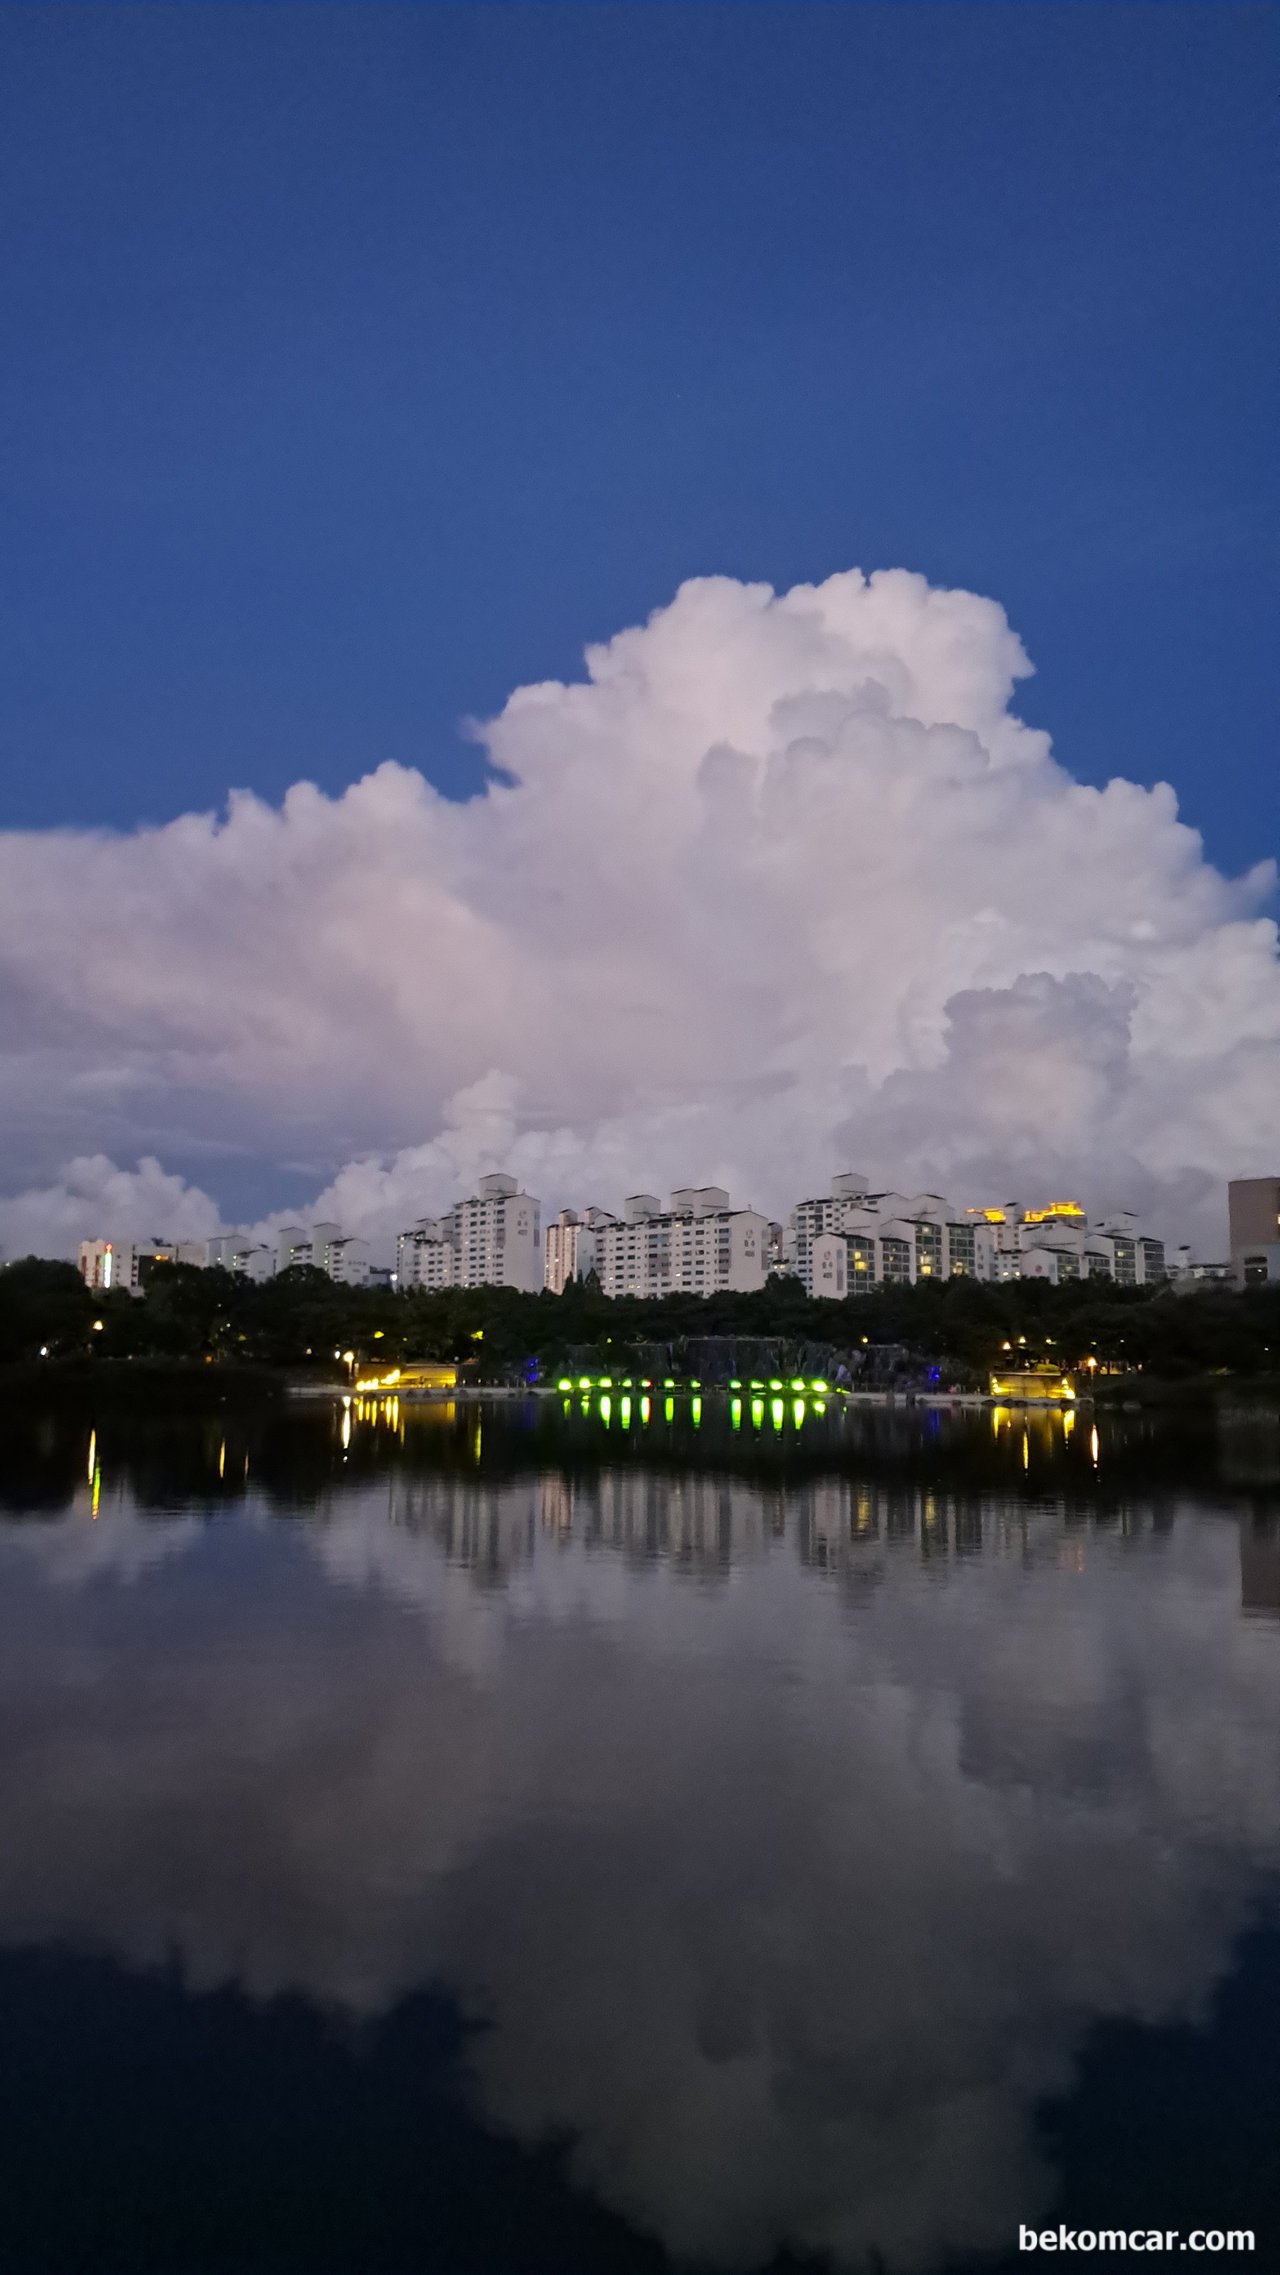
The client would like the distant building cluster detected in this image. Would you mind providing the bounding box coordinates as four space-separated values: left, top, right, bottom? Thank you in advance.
74 1169 1278 1302
789 1176 1167 1297
77 1237 211 1295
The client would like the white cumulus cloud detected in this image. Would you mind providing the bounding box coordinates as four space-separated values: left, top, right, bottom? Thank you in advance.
1 566 1276 1259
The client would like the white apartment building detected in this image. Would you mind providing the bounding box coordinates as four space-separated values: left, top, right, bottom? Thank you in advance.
798 1183 1167 1298
1010 1209 1165 1287
396 1214 456 1290
77 1237 207 1296
273 1221 371 1286
206 1232 274 1282
543 1206 616 1294
275 1224 314 1274
397 1174 541 1294
592 1187 769 1299
794 1180 997 1296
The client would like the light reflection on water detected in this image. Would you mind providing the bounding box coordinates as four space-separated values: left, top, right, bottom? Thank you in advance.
0 1398 1277 2272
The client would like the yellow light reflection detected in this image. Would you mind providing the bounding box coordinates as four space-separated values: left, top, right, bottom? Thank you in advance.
792 1399 805 1429
619 1397 632 1428
341 1405 352 1449
771 1398 784 1432
91 1465 101 1519
86 1430 96 1485
217 1439 226 1480
690 1396 702 1427
664 1396 674 1424
640 1396 651 1424
730 1398 741 1430
599 1394 612 1427
751 1398 764 1429
1090 1424 1100 1467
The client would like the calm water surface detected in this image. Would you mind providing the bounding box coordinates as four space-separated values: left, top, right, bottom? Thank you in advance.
0 1393 1277 2274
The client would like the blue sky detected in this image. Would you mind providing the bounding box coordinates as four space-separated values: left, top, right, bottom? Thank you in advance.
1 2 1274 875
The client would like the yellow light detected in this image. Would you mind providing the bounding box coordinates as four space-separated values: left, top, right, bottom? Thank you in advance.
92 1319 104 1333
342 1350 355 1365
373 1329 384 1339
813 1399 826 1415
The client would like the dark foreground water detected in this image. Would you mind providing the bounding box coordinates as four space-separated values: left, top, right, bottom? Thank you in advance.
0 1391 1277 2275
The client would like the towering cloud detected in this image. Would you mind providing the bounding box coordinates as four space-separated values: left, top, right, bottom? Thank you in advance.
1 568 1276 1257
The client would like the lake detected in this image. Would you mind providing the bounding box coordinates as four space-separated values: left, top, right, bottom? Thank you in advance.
0 1390 1277 2273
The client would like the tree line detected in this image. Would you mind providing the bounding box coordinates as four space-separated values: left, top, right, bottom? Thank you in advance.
1 1254 1278 1386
